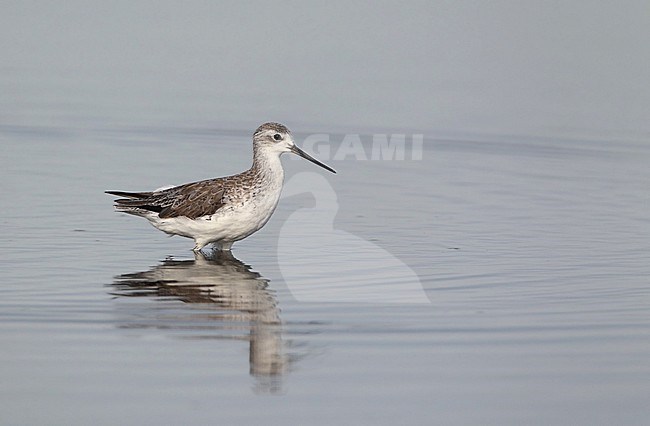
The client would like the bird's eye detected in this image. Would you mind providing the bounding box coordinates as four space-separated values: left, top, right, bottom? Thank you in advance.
273 133 282 141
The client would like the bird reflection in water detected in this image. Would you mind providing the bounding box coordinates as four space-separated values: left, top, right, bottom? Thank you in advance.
110 250 289 394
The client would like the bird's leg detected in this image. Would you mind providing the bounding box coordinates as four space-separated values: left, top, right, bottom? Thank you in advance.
219 241 234 251
210 241 233 251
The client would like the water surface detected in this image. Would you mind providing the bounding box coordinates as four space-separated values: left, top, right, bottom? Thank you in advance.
2 120 649 425
2 3 650 423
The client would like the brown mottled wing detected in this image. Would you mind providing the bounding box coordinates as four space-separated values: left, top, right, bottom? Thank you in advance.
157 179 226 219
109 179 226 219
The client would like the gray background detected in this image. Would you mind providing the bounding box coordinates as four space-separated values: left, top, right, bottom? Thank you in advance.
2 2 649 425
2 1 648 139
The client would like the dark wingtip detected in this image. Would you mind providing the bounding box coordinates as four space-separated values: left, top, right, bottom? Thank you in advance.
105 190 151 199
105 190 129 196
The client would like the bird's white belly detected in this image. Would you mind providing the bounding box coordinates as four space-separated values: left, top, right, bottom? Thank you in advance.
147 190 281 245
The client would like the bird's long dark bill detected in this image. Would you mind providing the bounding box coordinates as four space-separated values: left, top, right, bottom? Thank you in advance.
290 145 336 173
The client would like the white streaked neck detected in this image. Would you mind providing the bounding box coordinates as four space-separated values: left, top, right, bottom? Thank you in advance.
252 147 285 183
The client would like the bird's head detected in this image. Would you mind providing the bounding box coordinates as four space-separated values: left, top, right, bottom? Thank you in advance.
253 122 336 173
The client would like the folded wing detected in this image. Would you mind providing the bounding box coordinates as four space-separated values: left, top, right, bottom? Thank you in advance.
106 179 226 219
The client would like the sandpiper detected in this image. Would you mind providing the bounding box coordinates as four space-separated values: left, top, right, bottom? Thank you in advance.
106 122 335 251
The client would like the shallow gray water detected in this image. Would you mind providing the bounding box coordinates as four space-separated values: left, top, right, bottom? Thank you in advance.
2 3 650 425
2 120 650 425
